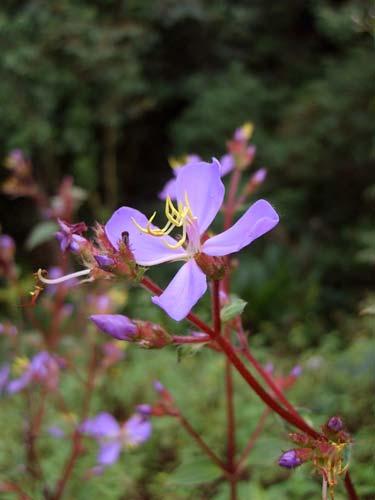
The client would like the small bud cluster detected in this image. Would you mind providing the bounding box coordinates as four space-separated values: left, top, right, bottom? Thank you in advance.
227 122 256 171
278 416 352 493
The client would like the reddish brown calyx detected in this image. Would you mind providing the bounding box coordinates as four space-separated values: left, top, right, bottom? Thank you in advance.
194 252 227 280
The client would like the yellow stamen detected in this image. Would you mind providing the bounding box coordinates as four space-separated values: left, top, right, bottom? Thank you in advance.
132 193 195 249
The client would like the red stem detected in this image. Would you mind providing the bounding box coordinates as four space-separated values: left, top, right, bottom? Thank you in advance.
344 473 358 500
236 408 270 475
141 276 319 437
178 414 229 475
52 345 97 500
241 345 301 419
172 334 211 344
140 277 358 499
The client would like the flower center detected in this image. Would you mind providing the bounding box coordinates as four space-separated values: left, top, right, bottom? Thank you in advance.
132 193 197 250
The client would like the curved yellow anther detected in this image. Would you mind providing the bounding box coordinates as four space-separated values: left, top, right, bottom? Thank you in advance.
132 192 195 249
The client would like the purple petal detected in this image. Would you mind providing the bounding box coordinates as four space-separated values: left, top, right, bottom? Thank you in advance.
7 372 31 394
175 160 224 234
219 154 235 176
158 177 177 200
123 414 152 446
98 441 121 465
202 199 279 257
90 314 137 341
105 207 186 266
0 364 10 392
151 260 207 321
80 412 120 438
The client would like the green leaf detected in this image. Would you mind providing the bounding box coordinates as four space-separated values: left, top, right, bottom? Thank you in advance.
220 296 247 322
25 221 58 250
167 458 222 486
177 343 206 363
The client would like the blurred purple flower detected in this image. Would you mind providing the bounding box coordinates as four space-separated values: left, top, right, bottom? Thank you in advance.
56 219 87 253
80 411 151 467
290 365 302 378
153 380 165 393
251 168 267 186
101 342 124 368
48 426 65 438
106 160 279 320
7 352 62 394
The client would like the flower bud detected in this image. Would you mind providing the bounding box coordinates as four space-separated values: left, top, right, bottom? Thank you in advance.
251 167 267 186
153 380 165 394
279 449 306 469
327 416 344 433
94 255 115 269
136 404 152 417
90 314 137 341
290 365 302 378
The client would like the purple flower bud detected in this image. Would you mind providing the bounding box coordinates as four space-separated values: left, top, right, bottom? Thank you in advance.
153 380 165 393
90 314 137 341
264 362 274 374
327 416 344 432
290 365 302 378
94 255 115 269
0 235 15 250
278 449 302 469
251 167 267 185
136 404 152 416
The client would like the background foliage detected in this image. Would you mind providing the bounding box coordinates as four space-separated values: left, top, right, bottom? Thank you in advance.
0 1 374 498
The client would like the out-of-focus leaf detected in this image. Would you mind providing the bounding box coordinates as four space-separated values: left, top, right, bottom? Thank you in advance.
167 458 222 486
25 221 58 250
220 296 247 322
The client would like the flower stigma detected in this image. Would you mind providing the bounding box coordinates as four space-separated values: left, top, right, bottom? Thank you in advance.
132 192 197 250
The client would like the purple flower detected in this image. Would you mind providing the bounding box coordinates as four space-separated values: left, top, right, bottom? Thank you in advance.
105 160 279 321
56 219 87 253
159 155 234 200
90 314 137 341
278 449 302 469
7 352 61 394
81 411 151 466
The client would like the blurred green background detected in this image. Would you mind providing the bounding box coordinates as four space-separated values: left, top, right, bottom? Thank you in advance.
0 1 374 499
